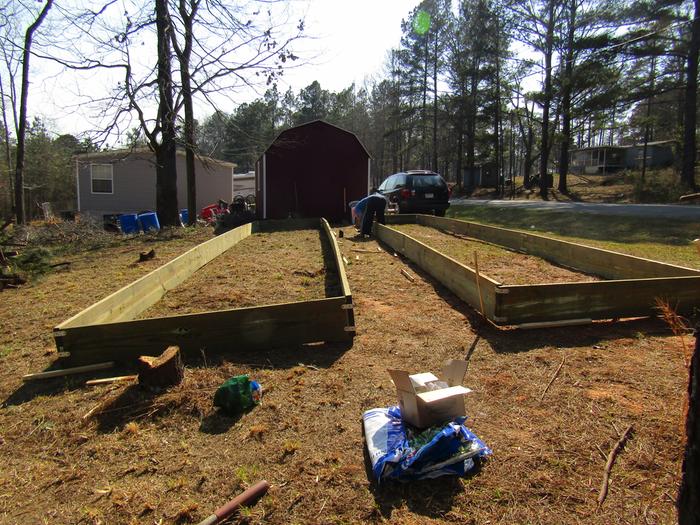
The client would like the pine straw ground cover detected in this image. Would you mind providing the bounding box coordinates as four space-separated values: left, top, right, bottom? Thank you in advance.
0 223 691 524
390 224 601 285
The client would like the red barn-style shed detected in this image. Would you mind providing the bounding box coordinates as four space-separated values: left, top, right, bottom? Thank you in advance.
255 120 371 222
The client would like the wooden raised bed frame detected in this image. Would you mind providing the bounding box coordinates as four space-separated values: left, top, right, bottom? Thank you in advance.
377 214 700 326
54 219 354 366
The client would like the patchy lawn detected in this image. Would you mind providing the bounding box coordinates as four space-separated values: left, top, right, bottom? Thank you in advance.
0 220 690 524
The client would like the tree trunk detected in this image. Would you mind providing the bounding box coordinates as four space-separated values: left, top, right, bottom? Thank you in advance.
174 0 199 226
494 19 502 197
14 0 53 224
681 0 700 191
678 332 700 523
432 31 439 171
558 0 576 194
538 0 555 200
155 0 179 227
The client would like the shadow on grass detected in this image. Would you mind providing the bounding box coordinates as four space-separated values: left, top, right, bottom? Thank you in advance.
1 340 352 409
448 205 700 247
385 248 672 355
1 364 135 408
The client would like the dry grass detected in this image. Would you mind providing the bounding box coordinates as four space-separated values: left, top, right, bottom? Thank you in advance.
0 223 688 524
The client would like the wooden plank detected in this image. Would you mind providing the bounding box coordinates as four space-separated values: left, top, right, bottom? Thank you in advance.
375 223 498 319
22 361 115 381
413 215 700 280
322 218 351 298
56 297 351 366
321 218 355 330
496 276 700 324
56 222 253 329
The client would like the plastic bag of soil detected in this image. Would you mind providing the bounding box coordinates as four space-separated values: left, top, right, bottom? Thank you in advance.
213 375 261 415
362 406 491 481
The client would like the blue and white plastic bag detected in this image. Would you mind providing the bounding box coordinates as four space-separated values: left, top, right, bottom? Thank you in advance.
363 406 491 481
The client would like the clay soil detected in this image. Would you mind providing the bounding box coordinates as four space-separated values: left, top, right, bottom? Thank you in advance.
0 224 690 525
391 224 601 285
140 229 336 318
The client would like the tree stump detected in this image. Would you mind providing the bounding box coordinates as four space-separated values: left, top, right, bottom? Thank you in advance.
137 346 184 388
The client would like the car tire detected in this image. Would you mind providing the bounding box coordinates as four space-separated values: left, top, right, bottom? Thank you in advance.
435 209 446 217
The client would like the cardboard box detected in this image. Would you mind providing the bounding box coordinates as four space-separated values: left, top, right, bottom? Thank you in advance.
387 360 471 429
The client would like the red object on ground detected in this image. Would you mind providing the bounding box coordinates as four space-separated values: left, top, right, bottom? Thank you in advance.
201 203 227 223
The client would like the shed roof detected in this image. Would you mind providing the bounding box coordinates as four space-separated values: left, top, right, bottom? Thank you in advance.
261 120 371 159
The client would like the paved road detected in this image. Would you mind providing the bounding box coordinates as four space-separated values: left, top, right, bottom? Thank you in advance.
449 199 700 221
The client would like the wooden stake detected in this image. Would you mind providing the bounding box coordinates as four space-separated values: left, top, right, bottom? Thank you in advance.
597 424 634 508
22 361 115 382
539 357 565 402
400 268 415 282
473 252 485 316
86 375 138 386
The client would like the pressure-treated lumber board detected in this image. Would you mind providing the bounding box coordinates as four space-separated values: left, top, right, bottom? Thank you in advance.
496 276 700 324
53 218 354 366
375 222 498 319
321 219 355 329
57 222 253 329
381 215 700 325
56 298 351 366
409 215 700 280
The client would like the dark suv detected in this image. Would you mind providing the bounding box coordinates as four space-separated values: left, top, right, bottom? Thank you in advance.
377 170 450 216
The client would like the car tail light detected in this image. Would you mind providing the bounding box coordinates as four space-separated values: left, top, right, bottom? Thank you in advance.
400 188 411 199
448 186 452 198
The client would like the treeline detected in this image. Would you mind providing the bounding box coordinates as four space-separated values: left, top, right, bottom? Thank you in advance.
198 0 700 197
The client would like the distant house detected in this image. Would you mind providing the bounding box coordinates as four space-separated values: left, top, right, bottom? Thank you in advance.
569 141 676 175
255 120 371 222
463 162 498 189
75 148 236 220
569 146 628 175
624 140 676 170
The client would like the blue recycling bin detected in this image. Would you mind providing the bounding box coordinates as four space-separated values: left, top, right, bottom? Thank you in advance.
179 208 189 226
118 213 140 234
138 212 161 232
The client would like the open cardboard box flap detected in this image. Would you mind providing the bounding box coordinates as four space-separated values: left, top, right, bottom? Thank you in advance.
387 359 472 429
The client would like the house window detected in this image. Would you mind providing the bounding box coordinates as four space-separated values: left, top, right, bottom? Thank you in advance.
91 163 113 194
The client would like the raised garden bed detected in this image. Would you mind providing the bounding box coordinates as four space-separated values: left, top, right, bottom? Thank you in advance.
378 214 700 326
391 223 601 285
54 219 354 366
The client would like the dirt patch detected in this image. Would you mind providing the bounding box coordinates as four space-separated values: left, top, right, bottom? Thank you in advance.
392 223 601 285
0 223 687 525
140 229 336 318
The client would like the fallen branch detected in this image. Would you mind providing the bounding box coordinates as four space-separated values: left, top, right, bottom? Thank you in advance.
597 424 634 508
351 248 380 254
539 357 565 402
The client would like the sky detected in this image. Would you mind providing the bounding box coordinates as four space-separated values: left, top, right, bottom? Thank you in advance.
30 0 422 141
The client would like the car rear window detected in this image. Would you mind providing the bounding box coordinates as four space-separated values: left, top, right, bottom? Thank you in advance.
411 175 446 188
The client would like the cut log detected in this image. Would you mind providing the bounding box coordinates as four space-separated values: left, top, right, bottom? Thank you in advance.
137 346 184 388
